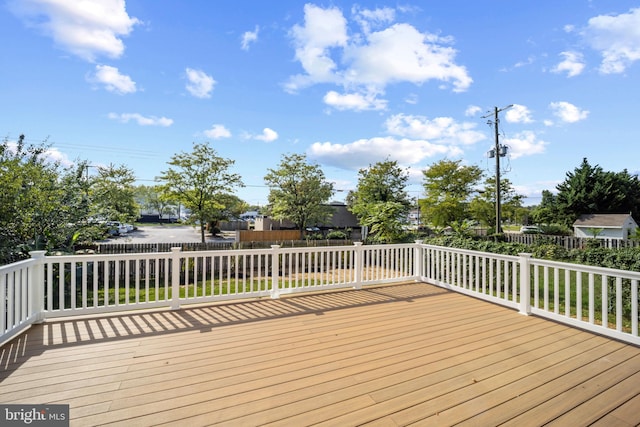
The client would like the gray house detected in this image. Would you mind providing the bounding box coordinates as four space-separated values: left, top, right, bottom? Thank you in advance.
573 213 638 240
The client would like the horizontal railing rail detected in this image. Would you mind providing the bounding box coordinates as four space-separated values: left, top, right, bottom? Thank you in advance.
1 242 638 346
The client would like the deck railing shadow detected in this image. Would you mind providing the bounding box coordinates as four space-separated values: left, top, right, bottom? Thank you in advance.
0 282 448 378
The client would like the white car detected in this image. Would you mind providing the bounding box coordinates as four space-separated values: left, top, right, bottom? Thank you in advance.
520 225 543 234
107 221 128 235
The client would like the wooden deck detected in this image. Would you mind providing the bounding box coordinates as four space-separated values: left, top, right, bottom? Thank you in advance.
1 282 640 426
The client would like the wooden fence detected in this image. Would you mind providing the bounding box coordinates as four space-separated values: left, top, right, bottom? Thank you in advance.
237 230 301 242
86 239 353 254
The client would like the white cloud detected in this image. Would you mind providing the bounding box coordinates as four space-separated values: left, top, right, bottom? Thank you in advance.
465 105 482 117
582 7 640 74
9 0 140 62
552 51 585 77
44 146 75 167
505 104 533 124
185 68 215 98
502 131 548 159
343 23 472 92
549 101 589 123
90 65 136 94
352 5 395 34
308 136 462 170
241 26 259 51
384 114 486 145
323 90 387 111
404 93 418 105
254 128 278 142
6 139 74 167
204 124 231 139
286 5 471 98
287 4 348 91
514 56 536 69
108 112 173 127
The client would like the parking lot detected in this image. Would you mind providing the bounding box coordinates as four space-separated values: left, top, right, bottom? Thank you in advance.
103 225 234 244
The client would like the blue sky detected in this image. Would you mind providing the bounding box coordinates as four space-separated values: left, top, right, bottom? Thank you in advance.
2 1 639 207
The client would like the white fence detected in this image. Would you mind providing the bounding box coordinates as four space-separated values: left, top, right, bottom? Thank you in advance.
417 245 640 346
2 242 639 347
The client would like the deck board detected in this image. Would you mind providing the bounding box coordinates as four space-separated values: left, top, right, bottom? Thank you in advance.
1 282 640 426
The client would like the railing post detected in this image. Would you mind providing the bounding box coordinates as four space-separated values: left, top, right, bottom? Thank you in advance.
414 240 424 281
270 245 281 299
519 253 532 315
353 242 363 289
28 251 47 323
170 247 182 310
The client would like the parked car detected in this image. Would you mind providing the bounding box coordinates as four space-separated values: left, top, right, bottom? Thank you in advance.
520 225 543 234
106 221 128 236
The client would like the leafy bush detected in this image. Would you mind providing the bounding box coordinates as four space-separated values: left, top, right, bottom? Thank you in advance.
569 247 640 271
305 232 324 240
532 243 569 261
424 235 639 272
326 230 348 240
541 224 571 235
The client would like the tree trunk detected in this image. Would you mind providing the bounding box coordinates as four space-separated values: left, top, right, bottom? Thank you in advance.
200 223 206 243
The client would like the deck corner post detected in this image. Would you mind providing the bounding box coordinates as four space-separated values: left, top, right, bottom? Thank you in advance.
28 250 47 323
353 242 363 289
518 252 532 315
270 245 281 299
414 240 424 281
170 247 182 310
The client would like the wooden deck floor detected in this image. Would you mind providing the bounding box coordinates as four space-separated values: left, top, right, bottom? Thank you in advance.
1 282 640 426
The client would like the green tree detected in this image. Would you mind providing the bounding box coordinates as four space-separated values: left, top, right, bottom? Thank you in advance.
0 136 92 263
157 142 243 242
421 159 483 228
530 190 559 225
264 153 334 239
556 158 640 225
134 184 179 219
90 163 138 223
469 177 525 230
346 159 412 243
206 194 249 233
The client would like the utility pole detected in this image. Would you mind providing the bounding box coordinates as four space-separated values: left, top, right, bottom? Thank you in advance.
482 105 512 234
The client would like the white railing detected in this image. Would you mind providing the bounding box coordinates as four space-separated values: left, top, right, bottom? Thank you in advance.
416 243 640 346
0 251 45 345
2 242 639 346
419 245 521 310
527 258 639 342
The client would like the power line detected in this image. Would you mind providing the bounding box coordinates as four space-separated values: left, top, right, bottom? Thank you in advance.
3 133 160 159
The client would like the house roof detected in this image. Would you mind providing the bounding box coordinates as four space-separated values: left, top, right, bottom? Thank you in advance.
573 213 636 228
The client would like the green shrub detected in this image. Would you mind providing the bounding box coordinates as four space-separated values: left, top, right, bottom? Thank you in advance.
541 224 571 235
305 232 324 240
532 243 569 260
326 230 348 240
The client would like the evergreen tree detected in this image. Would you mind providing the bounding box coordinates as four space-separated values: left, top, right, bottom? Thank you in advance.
556 158 640 225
